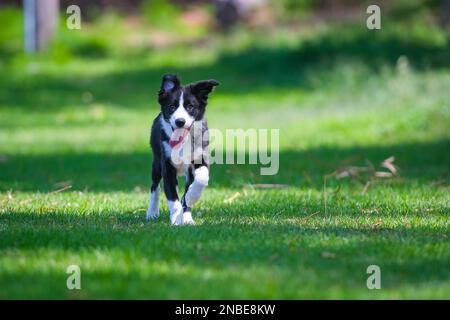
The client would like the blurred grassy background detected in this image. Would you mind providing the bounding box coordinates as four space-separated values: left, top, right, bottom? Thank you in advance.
0 0 449 299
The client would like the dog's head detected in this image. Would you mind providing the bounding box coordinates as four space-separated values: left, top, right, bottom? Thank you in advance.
158 74 219 129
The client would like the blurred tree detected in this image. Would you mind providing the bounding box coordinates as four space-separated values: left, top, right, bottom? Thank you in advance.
214 0 267 30
444 0 450 24
24 0 59 52
214 0 239 30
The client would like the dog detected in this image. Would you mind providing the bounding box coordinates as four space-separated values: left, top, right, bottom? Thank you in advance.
146 74 219 225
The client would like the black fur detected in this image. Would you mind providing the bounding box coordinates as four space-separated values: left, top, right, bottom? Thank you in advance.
150 74 219 212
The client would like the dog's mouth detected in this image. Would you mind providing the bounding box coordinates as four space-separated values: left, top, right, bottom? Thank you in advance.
169 127 190 149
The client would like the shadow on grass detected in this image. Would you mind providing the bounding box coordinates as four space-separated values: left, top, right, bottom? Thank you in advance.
0 210 449 298
0 140 448 192
1 26 449 111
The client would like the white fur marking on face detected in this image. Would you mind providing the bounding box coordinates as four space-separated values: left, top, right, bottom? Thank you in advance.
168 200 183 225
185 166 209 207
146 186 160 220
169 92 194 129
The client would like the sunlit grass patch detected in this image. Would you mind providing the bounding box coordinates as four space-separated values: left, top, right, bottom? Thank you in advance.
0 10 449 299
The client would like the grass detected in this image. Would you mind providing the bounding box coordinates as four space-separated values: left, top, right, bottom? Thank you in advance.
0 8 449 299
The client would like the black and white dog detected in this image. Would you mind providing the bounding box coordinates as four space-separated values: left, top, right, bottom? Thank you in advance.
146 74 219 225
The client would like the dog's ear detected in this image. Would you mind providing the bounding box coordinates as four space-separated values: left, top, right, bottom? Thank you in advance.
189 80 219 104
159 74 180 95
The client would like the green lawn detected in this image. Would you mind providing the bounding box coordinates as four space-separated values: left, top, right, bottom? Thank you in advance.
0 9 449 299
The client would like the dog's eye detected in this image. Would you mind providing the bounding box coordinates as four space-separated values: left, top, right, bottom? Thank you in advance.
185 104 194 111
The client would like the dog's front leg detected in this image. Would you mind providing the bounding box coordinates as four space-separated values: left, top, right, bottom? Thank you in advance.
182 166 209 224
162 163 183 226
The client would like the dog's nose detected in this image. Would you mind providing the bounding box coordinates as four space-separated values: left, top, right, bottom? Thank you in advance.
175 118 186 128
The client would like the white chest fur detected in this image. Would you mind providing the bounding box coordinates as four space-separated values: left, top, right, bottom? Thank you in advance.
173 161 190 176
160 117 205 176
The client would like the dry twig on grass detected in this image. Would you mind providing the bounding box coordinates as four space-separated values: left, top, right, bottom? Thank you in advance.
224 192 241 204
327 156 399 195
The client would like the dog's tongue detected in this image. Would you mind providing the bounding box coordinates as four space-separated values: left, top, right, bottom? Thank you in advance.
169 128 190 148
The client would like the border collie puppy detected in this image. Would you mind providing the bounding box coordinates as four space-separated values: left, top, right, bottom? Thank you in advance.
146 74 219 225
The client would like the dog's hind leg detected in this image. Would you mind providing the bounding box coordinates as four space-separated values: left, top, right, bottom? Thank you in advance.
146 159 162 220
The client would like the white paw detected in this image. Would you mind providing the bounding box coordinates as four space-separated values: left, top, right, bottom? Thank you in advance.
183 211 195 225
168 200 183 226
170 212 183 225
146 207 159 221
146 189 160 221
